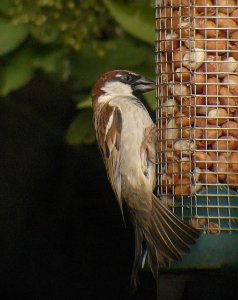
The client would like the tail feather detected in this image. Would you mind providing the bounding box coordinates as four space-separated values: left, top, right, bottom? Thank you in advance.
130 223 143 289
153 195 199 244
152 199 196 252
151 213 191 255
145 219 182 261
150 215 185 258
147 195 200 263
131 194 200 286
146 241 158 277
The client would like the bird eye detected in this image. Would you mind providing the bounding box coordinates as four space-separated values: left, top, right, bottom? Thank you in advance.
122 74 132 82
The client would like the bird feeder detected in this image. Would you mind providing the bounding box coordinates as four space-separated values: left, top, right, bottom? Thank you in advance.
155 0 238 268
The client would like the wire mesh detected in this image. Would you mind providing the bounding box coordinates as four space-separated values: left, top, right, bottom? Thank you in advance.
155 0 238 233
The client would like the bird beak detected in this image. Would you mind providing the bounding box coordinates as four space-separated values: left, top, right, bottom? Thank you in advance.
132 76 155 93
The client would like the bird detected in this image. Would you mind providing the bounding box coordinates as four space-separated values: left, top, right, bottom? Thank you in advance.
91 70 200 288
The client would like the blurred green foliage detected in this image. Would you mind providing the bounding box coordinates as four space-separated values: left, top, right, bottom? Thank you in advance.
0 0 155 145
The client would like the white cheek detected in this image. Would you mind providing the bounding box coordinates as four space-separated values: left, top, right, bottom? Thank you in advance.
102 81 133 97
97 81 134 104
97 94 113 104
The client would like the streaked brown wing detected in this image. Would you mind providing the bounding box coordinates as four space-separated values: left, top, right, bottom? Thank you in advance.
95 104 123 207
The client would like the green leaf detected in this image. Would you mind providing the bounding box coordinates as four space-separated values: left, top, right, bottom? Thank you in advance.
76 96 92 109
144 90 156 111
66 109 95 145
0 0 11 14
104 0 154 44
33 50 63 73
71 38 151 89
0 18 28 56
30 26 59 44
0 50 34 96
33 49 70 81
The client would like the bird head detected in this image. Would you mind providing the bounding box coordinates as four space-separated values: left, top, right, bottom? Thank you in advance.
92 70 155 106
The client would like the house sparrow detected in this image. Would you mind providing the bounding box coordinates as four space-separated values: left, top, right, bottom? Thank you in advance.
92 70 200 287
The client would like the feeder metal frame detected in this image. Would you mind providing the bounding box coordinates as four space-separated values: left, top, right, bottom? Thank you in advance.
155 0 238 234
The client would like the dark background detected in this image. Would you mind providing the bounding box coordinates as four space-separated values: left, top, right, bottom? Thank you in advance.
0 78 157 299
0 78 238 300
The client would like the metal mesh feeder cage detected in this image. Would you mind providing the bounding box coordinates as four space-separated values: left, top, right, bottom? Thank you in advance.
155 0 238 269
